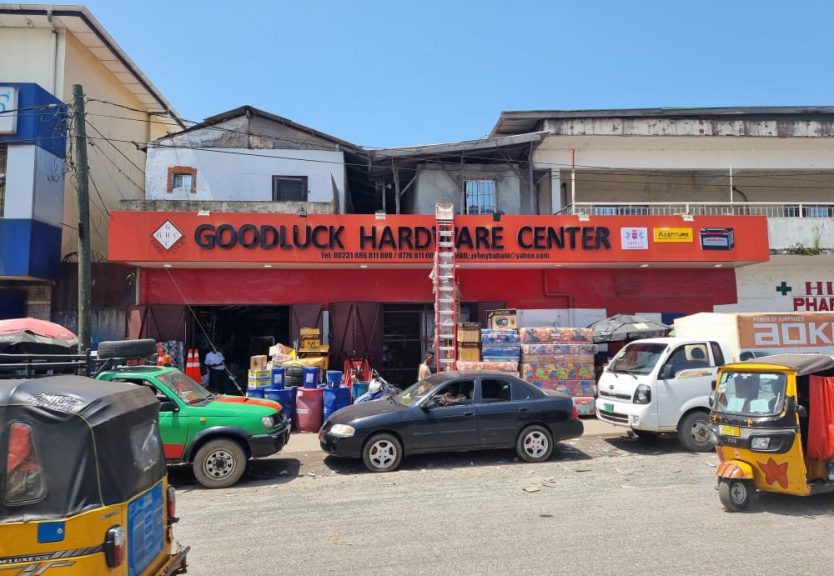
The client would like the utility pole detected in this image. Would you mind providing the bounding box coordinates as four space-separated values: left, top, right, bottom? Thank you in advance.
72 84 92 353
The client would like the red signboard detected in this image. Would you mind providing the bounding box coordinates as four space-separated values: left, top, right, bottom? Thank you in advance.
108 212 769 267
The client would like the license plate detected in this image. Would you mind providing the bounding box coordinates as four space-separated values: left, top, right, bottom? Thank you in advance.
603 403 614 412
719 424 740 437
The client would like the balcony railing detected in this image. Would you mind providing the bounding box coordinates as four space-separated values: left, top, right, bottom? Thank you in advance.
558 202 834 218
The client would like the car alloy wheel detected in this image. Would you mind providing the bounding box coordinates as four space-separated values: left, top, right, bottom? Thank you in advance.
516 424 554 463
362 433 403 472
369 439 397 469
523 430 549 459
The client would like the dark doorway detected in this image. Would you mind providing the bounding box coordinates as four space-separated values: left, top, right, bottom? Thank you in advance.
191 306 290 387
381 303 439 388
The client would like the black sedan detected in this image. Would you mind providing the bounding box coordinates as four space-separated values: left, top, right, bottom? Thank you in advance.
319 371 583 472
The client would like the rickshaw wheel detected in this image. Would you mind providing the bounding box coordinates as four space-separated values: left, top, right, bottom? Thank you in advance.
193 438 247 489
718 479 752 512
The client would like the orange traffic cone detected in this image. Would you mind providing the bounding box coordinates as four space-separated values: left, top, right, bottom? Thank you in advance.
186 349 202 381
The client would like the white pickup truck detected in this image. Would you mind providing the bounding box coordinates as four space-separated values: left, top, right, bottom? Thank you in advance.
595 337 732 451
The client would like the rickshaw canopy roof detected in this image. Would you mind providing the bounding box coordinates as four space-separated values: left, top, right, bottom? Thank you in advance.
1 376 165 523
736 354 834 376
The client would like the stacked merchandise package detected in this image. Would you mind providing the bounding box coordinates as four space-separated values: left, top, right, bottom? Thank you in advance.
519 327 598 416
456 328 520 373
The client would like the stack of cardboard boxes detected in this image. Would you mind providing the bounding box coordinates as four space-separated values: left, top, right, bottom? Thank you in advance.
248 354 270 390
456 322 481 363
296 327 330 371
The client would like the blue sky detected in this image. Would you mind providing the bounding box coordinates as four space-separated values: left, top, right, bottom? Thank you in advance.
80 0 833 147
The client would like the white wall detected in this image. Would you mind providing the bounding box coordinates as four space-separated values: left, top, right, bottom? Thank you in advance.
4 145 35 218
413 163 528 215
715 258 834 313
3 145 64 226
145 147 346 208
768 218 834 252
535 135 834 171
32 146 65 227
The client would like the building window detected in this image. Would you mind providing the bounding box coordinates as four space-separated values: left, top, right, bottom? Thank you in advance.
166 166 197 193
464 179 496 214
272 176 308 202
0 144 7 216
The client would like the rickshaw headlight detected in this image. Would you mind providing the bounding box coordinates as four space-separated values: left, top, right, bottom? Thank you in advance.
261 415 275 429
750 437 771 450
103 525 126 567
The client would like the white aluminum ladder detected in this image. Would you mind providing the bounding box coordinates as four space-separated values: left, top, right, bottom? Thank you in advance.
433 203 457 372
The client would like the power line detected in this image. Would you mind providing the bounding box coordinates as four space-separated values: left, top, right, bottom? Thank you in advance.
85 137 144 194
88 171 111 217
84 118 146 176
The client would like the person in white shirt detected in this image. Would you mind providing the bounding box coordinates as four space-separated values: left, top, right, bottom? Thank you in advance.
204 348 228 393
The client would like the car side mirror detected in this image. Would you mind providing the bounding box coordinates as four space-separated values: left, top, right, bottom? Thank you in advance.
797 404 808 419
160 400 179 413
423 398 440 411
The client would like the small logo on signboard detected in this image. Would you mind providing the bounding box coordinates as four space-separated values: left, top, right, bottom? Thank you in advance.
621 227 648 250
700 227 735 250
152 220 183 251
653 227 693 243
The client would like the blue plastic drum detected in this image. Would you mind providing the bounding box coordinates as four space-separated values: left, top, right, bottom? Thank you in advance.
246 387 265 399
323 387 351 420
270 367 285 389
303 366 321 389
351 381 369 402
265 387 296 423
325 370 343 389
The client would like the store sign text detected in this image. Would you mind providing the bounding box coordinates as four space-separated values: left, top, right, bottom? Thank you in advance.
193 223 611 253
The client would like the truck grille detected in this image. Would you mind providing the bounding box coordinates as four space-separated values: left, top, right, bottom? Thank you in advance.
597 408 629 424
598 390 633 401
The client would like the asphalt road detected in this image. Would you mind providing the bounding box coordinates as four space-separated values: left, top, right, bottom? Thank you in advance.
172 430 834 576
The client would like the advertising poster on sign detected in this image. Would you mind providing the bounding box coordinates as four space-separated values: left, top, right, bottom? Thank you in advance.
737 313 834 357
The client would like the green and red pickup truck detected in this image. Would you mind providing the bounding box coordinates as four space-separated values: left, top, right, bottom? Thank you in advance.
97 365 291 488
0 338 291 489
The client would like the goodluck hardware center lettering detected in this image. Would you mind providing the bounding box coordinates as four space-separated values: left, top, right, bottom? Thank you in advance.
193 224 612 252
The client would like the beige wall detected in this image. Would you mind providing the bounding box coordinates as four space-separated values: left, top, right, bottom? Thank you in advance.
2 26 177 259
0 28 60 92
61 32 173 259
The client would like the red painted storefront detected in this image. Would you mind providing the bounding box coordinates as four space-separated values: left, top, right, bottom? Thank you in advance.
108 211 768 372
141 267 737 314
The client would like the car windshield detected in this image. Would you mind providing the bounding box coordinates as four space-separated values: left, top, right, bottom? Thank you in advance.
158 370 213 404
713 371 787 416
608 343 667 375
394 378 441 407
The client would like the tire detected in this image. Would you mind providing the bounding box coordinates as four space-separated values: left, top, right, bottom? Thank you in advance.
516 424 554 463
362 433 403 473
718 479 752 512
677 411 713 452
97 338 157 360
192 438 247 489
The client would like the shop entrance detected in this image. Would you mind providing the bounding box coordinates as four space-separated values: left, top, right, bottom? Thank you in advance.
191 305 290 387
381 304 434 387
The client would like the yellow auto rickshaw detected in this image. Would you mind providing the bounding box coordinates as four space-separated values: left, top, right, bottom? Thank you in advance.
710 353 834 511
0 374 189 574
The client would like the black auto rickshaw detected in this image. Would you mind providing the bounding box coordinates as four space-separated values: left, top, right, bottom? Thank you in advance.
0 375 188 574
710 354 834 511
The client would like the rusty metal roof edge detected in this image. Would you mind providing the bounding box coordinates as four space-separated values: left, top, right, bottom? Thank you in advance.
490 106 834 136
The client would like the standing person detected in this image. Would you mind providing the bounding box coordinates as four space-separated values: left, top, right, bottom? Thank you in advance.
204 347 228 394
418 351 433 381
